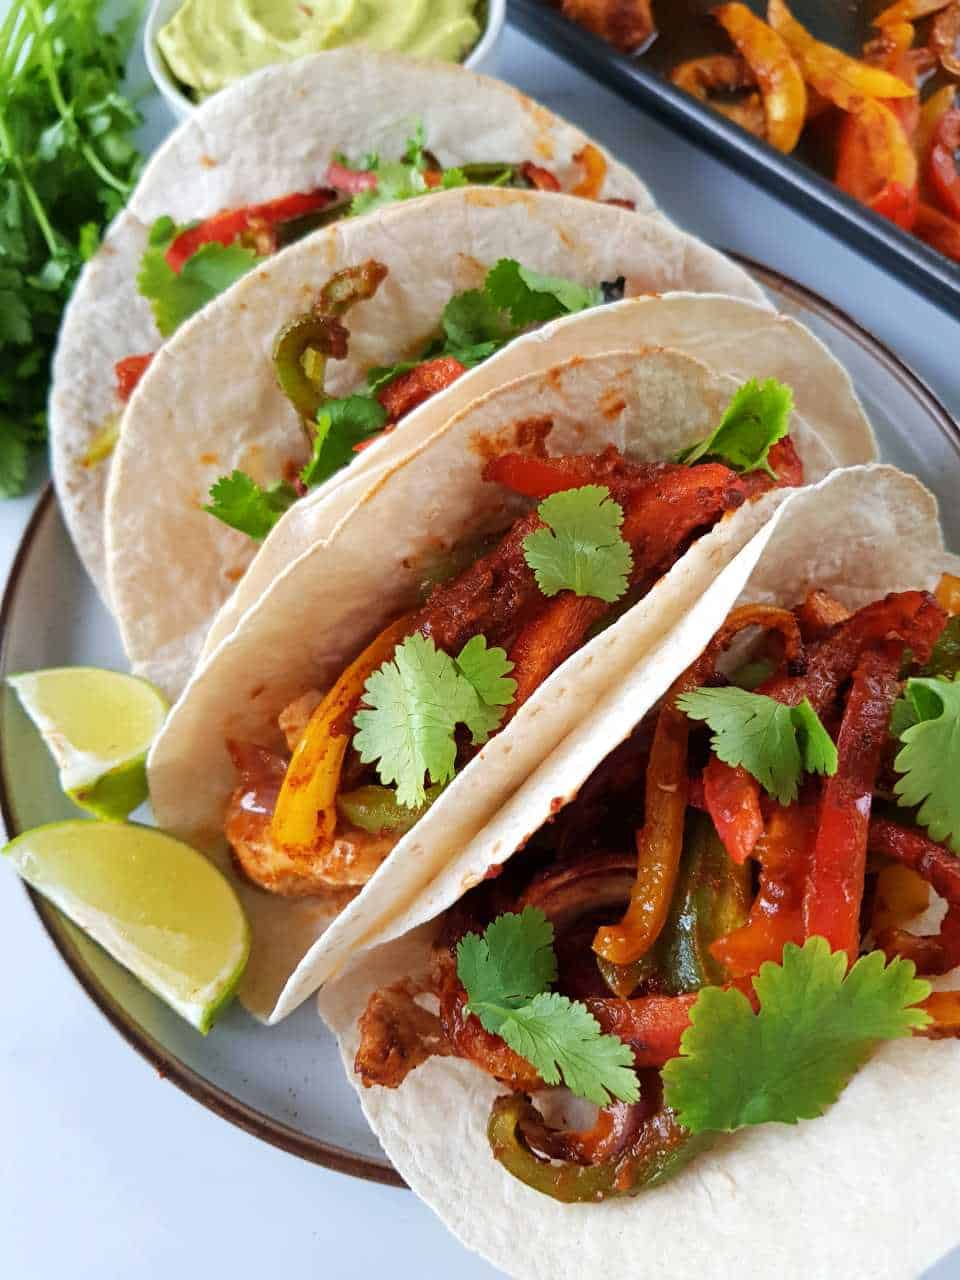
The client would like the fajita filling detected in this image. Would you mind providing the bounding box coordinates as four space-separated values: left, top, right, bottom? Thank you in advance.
352 573 960 1201
221 379 803 899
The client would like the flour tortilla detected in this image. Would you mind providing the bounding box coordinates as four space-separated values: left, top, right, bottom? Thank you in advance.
318 464 959 1280
149 342 838 1022
51 48 656 603
200 291 875 663
106 189 768 699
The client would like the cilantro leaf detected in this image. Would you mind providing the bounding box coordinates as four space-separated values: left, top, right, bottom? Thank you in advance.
678 378 793 477
353 634 516 808
300 396 387 488
676 687 838 806
0 431 29 498
484 258 603 329
350 161 430 216
401 121 427 170
441 289 511 349
137 226 259 338
522 485 632 604
893 676 960 854
662 938 930 1132
457 906 557 1015
457 909 639 1106
203 471 297 541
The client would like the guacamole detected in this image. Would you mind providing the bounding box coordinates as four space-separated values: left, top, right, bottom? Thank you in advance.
158 0 483 97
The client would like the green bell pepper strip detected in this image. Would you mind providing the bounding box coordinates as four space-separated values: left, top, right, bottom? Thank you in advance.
488 1095 710 1203
337 783 442 835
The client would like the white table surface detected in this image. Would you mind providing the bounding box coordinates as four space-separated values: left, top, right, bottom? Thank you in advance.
2 21 959 1280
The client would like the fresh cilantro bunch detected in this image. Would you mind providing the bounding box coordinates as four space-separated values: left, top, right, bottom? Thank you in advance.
891 674 960 853
353 634 516 808
678 377 793 476
523 485 632 603
662 937 930 1132
457 908 640 1106
0 0 145 494
137 216 258 338
677 686 838 805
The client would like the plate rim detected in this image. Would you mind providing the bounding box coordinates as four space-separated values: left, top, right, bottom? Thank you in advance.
1 262 956 1187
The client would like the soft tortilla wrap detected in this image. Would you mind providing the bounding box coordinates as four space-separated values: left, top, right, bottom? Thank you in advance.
51 48 656 602
150 342 850 1022
106 188 768 699
318 464 959 1280
200 290 875 662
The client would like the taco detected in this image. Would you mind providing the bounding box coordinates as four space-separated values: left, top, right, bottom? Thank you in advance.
104 187 771 699
147 326 873 1021
319 465 960 1280
50 48 655 603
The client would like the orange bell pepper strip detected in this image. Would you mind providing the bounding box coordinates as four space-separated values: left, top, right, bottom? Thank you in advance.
936 571 960 614
835 99 919 230
713 3 807 152
803 650 903 963
767 0 915 110
671 54 767 136
874 0 952 23
270 615 413 849
915 200 960 259
592 679 691 966
710 800 813 977
916 990 960 1038
871 863 931 934
702 756 763 864
571 143 607 198
928 106 960 220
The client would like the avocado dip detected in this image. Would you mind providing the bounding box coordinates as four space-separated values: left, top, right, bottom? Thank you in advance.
158 0 484 98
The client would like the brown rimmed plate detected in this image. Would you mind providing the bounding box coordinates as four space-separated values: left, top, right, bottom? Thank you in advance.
1 262 958 1188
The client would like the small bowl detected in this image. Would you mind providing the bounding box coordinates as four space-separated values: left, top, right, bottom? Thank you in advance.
145 0 506 119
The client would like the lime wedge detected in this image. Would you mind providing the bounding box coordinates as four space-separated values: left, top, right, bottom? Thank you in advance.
7 667 168 820
5 821 249 1032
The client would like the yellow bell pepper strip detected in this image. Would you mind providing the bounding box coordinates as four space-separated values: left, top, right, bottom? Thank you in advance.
671 54 767 137
874 0 952 24
272 260 388 422
713 3 807 153
936 571 960 614
487 1093 708 1203
571 142 607 198
836 98 919 229
871 863 931 935
917 85 957 166
767 0 915 110
270 615 413 850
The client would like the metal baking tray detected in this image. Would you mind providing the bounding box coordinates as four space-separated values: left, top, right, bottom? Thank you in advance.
508 0 960 313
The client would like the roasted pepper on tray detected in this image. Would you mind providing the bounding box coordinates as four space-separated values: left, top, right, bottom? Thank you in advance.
713 3 807 152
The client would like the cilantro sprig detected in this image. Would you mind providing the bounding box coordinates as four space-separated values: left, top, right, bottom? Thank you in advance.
892 675 960 854
676 686 838 805
523 485 632 603
348 122 467 217
662 938 930 1132
457 908 640 1106
678 378 793 477
0 0 144 493
137 216 260 338
353 634 516 808
203 471 297 541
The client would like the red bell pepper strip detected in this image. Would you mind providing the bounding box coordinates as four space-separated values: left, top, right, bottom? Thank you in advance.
868 817 960 907
711 800 814 976
915 201 960 260
929 107 960 220
375 356 467 424
165 188 336 272
714 3 807 153
114 353 154 403
835 99 919 230
586 994 697 1067
519 161 561 191
803 649 903 963
324 161 378 194
702 757 763 864
917 990 960 1037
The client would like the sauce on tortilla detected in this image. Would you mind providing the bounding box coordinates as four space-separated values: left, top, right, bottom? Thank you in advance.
158 0 483 98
